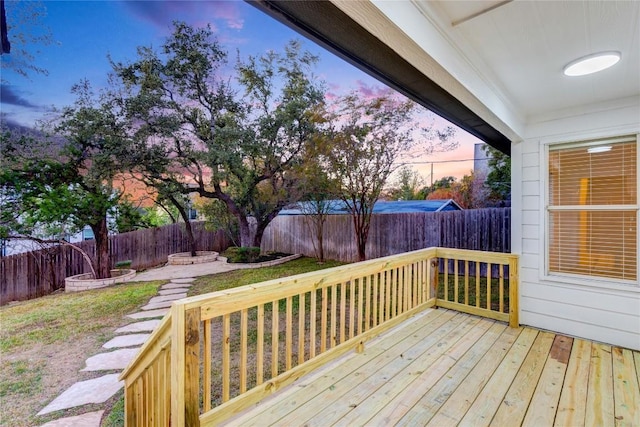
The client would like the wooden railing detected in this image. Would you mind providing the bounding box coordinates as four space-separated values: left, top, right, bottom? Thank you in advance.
120 248 518 426
435 248 519 328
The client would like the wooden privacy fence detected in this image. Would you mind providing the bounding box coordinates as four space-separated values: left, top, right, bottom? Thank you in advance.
120 247 518 426
261 208 510 262
0 222 230 305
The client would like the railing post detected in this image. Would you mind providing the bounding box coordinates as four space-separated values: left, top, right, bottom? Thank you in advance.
171 304 201 426
171 304 185 427
185 307 201 426
430 258 439 304
509 257 519 328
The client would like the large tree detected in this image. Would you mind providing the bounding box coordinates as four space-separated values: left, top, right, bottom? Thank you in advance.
323 93 457 261
0 81 129 278
114 23 324 248
483 144 511 204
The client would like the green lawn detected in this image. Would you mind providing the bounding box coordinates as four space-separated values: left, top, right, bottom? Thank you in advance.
0 281 163 427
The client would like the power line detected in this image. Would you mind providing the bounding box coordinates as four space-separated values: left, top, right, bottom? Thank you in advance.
400 157 492 165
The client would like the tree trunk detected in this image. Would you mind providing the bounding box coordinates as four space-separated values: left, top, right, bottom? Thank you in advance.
253 222 266 248
316 216 325 263
183 218 197 257
352 212 371 262
237 215 252 247
91 218 111 279
170 195 197 256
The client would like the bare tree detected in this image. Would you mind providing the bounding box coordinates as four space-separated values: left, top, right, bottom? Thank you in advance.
324 93 457 261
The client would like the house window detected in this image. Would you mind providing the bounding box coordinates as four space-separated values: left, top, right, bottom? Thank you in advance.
547 136 638 282
188 207 198 221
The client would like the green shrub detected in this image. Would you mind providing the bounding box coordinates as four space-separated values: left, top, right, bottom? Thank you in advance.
223 247 261 263
114 260 132 268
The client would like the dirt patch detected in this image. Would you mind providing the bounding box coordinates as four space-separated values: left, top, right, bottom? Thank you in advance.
1 336 111 426
0 281 162 426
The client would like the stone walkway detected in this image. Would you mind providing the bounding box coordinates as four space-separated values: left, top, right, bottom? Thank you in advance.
37 278 194 427
35 256 301 426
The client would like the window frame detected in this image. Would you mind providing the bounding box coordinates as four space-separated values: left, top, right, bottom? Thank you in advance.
543 135 639 286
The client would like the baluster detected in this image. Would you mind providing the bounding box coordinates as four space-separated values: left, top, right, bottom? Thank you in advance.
256 305 264 385
310 290 317 359
204 318 212 411
222 313 231 402
271 301 279 378
286 297 293 370
298 293 306 365
240 309 248 393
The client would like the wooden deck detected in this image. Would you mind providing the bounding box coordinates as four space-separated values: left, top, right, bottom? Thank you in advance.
225 308 640 427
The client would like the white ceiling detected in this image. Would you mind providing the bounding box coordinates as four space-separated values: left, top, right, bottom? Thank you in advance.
415 0 640 123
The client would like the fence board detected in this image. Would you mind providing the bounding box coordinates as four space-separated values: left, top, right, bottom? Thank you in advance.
261 208 511 262
0 222 230 305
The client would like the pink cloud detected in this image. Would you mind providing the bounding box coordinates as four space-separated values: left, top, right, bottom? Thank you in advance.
122 1 244 32
355 80 394 99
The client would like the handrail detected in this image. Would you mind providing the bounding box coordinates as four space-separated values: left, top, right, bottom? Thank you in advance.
120 247 518 426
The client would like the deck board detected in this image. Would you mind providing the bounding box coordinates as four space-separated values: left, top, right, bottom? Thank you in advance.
492 331 555 426
554 338 591 426
300 314 477 426
522 335 573 426
333 318 493 426
223 309 640 427
586 343 615 426
395 322 508 425
612 347 640 426
456 327 539 427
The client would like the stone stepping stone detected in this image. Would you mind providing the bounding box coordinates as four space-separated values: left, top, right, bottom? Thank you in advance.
103 333 150 349
81 348 140 371
127 308 169 319
158 288 190 296
39 410 104 427
141 301 173 311
37 374 122 415
171 277 195 283
162 282 192 290
115 319 161 333
148 294 186 304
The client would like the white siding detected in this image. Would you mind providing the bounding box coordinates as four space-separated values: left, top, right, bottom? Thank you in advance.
513 100 640 350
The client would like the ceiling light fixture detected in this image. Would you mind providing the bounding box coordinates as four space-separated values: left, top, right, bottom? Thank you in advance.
563 51 621 77
587 146 612 154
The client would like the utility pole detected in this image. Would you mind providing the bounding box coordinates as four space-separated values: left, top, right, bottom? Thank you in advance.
430 163 434 187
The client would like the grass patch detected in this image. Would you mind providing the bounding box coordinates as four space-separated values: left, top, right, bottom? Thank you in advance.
437 273 510 312
189 257 345 296
0 360 44 398
0 281 163 353
102 393 125 427
0 280 163 427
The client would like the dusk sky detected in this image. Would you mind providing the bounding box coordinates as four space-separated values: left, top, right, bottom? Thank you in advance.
0 0 483 181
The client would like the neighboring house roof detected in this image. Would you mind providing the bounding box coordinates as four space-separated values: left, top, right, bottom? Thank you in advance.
279 199 462 215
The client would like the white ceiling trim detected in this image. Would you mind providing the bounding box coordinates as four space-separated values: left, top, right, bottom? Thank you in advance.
331 0 524 142
368 0 525 140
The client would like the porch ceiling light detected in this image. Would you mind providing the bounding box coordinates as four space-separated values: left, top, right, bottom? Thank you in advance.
563 51 621 77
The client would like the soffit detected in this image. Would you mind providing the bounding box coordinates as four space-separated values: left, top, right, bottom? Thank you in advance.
420 0 640 121
249 0 513 154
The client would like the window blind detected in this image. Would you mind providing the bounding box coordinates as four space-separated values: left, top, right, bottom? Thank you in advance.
548 139 637 281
